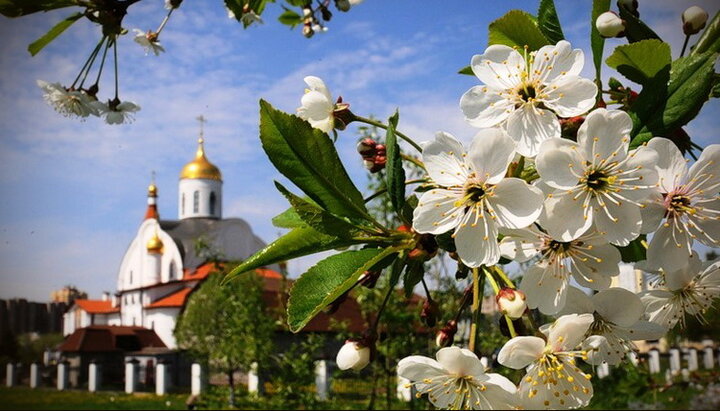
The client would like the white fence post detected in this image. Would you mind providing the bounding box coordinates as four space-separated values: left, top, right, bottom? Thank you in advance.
314 360 331 401
669 348 681 375
156 361 169 396
648 350 661 374
5 363 16 387
125 360 138 394
191 363 203 396
597 363 610 379
88 361 101 392
703 347 715 369
57 361 68 391
29 363 40 388
248 362 262 395
687 349 699 371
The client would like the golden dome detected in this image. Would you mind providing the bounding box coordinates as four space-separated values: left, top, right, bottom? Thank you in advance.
148 183 158 197
179 137 222 181
146 231 164 254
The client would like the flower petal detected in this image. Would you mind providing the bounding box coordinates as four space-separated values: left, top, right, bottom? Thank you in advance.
499 227 541 262
520 263 568 315
531 40 585 82
466 128 515 185
592 288 643 327
645 222 693 273
303 75 332 102
583 334 626 366
688 143 720 192
570 242 620 290
422 131 470 186
556 286 594 317
489 178 544 229
497 336 545 369
506 105 560 157
413 189 464 235
577 108 632 163
470 45 525 90
460 85 515 128
628 320 667 341
454 213 500 267
640 289 678 329
542 76 597 117
593 198 641 246
436 346 485 376
640 190 666 234
648 137 689 193
539 193 593 242
397 355 446 381
547 313 594 352
536 138 584 190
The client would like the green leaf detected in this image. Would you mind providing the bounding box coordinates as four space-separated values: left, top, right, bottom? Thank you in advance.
488 10 550 51
537 0 565 44
618 4 661 43
712 74 720 98
590 0 611 98
27 12 82 56
385 110 406 223
691 11 720 55
274 181 362 238
272 207 305 229
400 194 418 228
223 225 363 283
278 7 302 28
387 254 407 288
287 247 399 332
0 0 78 17
615 236 646 263
605 39 671 85
403 260 424 298
629 51 717 148
259 100 370 222
458 65 474 76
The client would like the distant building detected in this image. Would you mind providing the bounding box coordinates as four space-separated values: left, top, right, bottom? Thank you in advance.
0 298 66 337
612 263 651 294
50 286 87 305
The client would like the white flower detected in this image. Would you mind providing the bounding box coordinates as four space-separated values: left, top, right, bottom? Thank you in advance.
640 253 720 329
93 99 140 125
398 346 518 410
37 80 98 118
297 76 337 133
496 288 527 319
133 29 165 56
683 6 708 35
460 40 597 157
596 11 626 38
336 340 370 371
501 225 621 314
498 314 595 409
536 108 659 246
558 287 666 365
640 138 720 273
412 129 544 267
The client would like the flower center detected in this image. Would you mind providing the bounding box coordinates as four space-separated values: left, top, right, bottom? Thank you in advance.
466 185 486 203
668 193 694 214
518 85 537 102
582 170 616 193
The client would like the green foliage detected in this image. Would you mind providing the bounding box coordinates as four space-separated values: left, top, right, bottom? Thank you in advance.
605 39 671 86
27 12 83 56
268 334 326 407
615 236 647 263
618 3 661 43
488 10 550 51
271 206 305 228
458 65 474 76
278 7 302 28
691 11 720 55
537 0 564 44
175 267 274 375
259 100 370 223
14 333 64 364
629 51 717 148
0 0 78 17
384 111 406 223
274 181 361 237
287 247 399 332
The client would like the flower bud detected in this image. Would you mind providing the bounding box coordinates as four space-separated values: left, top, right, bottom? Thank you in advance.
596 11 626 38
357 138 377 156
617 0 638 17
420 299 440 327
302 23 314 38
435 320 458 348
335 0 351 12
682 6 708 35
374 144 386 156
336 340 371 371
496 288 527 319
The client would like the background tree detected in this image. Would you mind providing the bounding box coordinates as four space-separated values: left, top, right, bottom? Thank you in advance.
174 264 274 407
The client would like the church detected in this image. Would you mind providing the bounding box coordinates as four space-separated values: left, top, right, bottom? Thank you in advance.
62 124 280 349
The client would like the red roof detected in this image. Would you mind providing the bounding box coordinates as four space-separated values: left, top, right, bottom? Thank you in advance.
146 287 193 308
58 325 166 352
74 299 119 314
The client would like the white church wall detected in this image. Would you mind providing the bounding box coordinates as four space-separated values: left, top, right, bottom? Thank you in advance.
145 308 181 348
178 178 222 220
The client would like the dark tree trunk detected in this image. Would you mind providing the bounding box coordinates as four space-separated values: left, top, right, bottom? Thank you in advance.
227 369 236 408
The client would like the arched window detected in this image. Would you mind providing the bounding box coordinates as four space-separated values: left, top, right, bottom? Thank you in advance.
182 193 185 215
129 270 133 285
169 261 176 281
209 192 216 215
193 190 199 213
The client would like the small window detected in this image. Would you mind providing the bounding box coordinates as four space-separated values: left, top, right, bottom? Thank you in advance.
193 190 199 213
182 193 185 215
209 192 216 215
129 270 133 285
169 261 176 280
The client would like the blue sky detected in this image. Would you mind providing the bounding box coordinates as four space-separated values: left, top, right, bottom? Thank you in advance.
0 0 718 301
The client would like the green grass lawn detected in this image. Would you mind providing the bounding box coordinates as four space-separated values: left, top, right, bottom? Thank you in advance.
0 387 187 410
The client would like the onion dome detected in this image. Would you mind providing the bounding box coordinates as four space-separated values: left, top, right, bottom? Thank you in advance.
146 231 164 254
179 137 222 181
